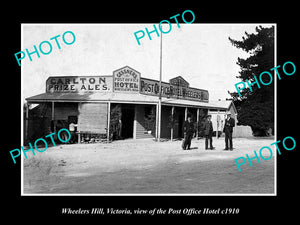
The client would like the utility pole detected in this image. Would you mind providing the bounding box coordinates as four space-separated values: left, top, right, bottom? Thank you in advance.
157 30 162 142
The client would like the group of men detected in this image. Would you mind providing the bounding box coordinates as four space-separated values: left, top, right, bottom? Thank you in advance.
182 112 235 151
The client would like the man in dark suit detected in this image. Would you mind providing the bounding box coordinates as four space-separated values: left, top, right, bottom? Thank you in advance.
223 112 235 150
204 114 215 150
182 115 195 150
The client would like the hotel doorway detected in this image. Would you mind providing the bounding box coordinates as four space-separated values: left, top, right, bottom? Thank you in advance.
121 104 135 139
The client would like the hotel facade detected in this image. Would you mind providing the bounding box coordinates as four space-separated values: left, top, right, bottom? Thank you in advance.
25 66 237 143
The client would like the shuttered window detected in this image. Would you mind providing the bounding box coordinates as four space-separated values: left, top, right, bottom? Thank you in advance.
78 103 107 133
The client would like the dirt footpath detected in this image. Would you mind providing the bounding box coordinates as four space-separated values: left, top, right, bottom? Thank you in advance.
23 137 275 194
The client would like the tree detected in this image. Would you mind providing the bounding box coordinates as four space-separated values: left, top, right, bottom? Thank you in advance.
110 104 122 140
144 106 156 134
228 26 274 136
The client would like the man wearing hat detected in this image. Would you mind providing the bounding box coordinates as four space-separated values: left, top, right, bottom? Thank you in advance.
223 112 235 150
204 114 215 150
182 114 195 150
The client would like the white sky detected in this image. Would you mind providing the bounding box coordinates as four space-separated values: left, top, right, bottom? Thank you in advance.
22 23 274 101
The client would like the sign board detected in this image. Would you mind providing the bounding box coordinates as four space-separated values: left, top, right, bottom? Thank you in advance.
44 67 209 102
169 76 189 88
78 103 108 133
113 66 140 92
140 78 209 102
46 76 112 93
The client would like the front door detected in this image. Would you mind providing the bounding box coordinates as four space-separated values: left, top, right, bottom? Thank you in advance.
121 104 135 139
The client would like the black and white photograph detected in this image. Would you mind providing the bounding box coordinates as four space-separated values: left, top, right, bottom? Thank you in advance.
4 4 298 221
21 23 276 195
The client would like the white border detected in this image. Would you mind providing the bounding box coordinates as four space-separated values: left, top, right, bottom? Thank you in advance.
21 23 277 196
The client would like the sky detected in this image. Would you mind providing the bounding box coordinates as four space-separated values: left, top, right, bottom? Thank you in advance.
22 23 274 102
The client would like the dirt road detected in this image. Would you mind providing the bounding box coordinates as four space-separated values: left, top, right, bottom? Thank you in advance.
23 137 275 194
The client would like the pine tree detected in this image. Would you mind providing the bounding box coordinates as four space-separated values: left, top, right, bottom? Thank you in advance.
228 26 274 136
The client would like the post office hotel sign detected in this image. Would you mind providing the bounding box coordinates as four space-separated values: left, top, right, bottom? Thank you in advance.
113 66 140 93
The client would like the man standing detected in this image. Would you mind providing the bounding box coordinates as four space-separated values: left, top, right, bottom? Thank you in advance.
69 120 78 144
204 114 215 150
223 112 235 150
182 114 195 150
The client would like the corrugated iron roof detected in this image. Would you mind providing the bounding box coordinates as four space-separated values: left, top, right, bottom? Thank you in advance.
26 92 158 103
208 100 232 109
26 92 232 110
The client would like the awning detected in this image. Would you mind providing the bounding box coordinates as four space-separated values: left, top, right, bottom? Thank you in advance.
161 98 229 110
26 92 159 104
26 92 229 110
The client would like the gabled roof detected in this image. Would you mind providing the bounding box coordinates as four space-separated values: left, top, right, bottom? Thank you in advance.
208 100 237 113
